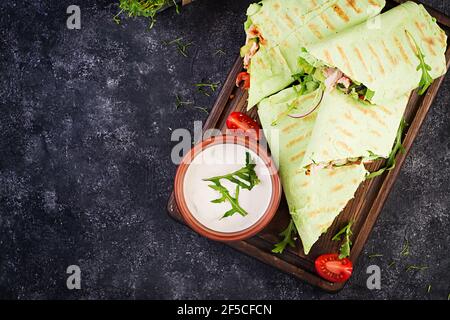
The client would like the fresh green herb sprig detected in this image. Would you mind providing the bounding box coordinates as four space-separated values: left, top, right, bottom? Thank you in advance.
114 0 179 29
195 82 220 96
272 219 297 254
405 265 428 272
175 94 193 109
406 30 434 95
204 152 259 191
175 94 209 114
163 37 193 57
271 85 323 126
332 221 353 259
214 49 226 56
366 118 407 180
400 236 410 256
208 183 247 218
204 152 260 218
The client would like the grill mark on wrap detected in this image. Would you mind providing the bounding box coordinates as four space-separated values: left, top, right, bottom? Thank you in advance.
344 111 358 125
324 49 334 65
439 30 446 46
359 107 387 127
382 40 397 66
336 141 353 153
299 181 309 188
369 129 382 137
368 0 381 6
328 169 338 177
378 104 393 116
332 5 350 22
281 122 301 133
320 12 335 31
413 21 437 57
284 14 295 29
337 46 354 77
331 184 344 192
286 132 311 148
308 208 340 219
368 44 385 75
290 150 306 162
308 22 323 40
346 0 361 13
393 36 411 65
353 47 373 81
337 126 354 138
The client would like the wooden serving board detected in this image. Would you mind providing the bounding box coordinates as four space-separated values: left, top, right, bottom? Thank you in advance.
167 0 450 292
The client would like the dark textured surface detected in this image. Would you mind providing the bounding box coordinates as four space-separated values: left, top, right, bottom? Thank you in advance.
0 0 448 300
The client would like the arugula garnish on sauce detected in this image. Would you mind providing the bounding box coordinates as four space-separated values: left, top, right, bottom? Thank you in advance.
406 30 434 95
332 221 353 259
272 219 297 254
204 152 260 218
366 118 408 180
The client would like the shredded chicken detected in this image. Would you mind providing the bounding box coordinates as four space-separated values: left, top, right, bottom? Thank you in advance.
246 25 265 44
304 157 364 175
243 25 266 69
243 40 259 69
337 76 351 89
323 68 343 90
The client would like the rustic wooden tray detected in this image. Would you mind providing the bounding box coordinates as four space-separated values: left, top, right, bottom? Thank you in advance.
167 0 450 292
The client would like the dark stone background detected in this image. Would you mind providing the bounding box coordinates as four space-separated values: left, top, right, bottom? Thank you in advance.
0 0 448 300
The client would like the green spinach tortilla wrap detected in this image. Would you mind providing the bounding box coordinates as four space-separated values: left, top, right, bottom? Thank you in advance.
242 0 386 108
298 1 447 106
300 90 410 170
258 86 367 254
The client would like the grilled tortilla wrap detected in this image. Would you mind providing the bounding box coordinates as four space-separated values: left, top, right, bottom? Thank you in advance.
244 0 386 109
258 86 367 254
300 1 447 106
300 90 410 169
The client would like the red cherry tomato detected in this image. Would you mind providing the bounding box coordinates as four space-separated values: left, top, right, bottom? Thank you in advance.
315 253 353 283
236 72 250 89
226 111 260 140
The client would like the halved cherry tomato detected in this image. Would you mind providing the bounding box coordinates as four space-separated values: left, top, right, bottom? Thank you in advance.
315 253 353 283
226 111 260 140
236 72 250 89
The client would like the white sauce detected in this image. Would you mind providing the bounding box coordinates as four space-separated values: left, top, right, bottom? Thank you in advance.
183 143 273 233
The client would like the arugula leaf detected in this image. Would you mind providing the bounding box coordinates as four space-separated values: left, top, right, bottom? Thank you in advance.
332 221 353 259
366 118 407 180
204 152 260 191
272 219 297 254
406 30 434 95
204 152 260 219
208 183 248 218
367 150 382 161
271 85 322 126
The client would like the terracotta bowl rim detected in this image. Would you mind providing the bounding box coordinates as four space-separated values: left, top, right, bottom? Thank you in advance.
174 134 281 242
